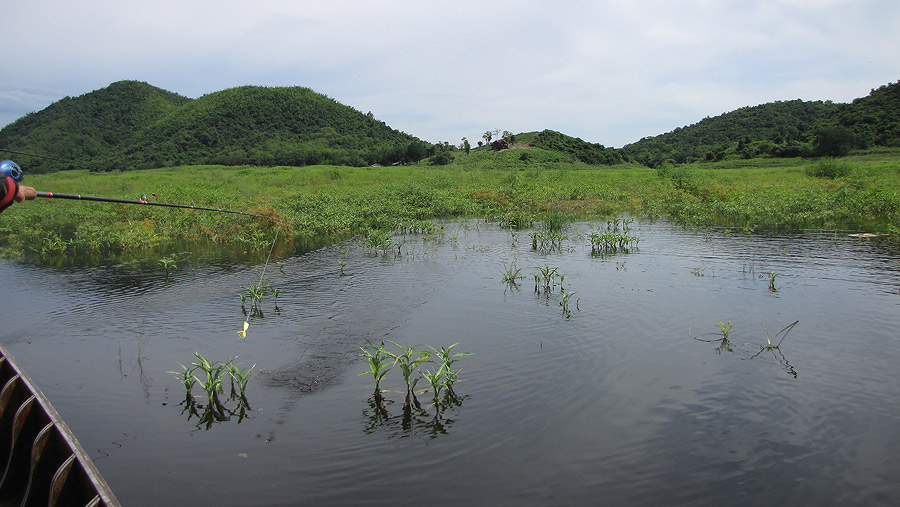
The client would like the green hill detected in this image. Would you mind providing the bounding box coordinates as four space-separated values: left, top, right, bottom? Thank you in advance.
0 81 427 173
0 81 190 172
4 79 900 173
621 80 900 166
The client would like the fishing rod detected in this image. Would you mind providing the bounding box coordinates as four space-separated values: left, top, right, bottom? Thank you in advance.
35 191 281 221
1 156 281 222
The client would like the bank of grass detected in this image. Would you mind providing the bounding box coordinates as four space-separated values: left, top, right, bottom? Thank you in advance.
2 149 899 259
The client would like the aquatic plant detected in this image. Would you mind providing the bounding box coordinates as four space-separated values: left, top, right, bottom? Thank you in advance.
420 364 447 410
530 230 567 252
763 320 799 350
170 353 255 429
359 339 393 399
365 228 392 255
751 321 800 378
501 261 524 287
169 362 196 403
543 211 571 233
691 320 736 355
159 256 177 281
715 320 734 340
767 272 779 292
559 288 578 319
427 343 471 397
387 341 432 408
589 230 640 255
339 261 346 276
535 265 559 294
226 357 255 402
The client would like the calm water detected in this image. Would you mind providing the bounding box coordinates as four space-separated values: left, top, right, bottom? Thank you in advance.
1 220 899 506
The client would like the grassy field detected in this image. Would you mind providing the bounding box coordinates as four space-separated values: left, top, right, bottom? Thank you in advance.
2 149 899 260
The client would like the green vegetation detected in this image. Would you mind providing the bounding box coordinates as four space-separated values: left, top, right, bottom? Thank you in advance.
2 149 899 262
622 81 900 166
0 81 427 173
170 354 255 429
358 339 393 400
159 256 176 281
530 129 623 165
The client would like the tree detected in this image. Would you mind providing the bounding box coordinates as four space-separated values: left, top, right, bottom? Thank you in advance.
461 137 471 155
815 126 855 157
483 131 493 145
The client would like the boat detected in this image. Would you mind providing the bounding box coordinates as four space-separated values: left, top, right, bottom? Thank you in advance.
0 343 120 506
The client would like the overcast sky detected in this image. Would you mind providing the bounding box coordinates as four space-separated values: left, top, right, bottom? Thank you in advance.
2 0 898 148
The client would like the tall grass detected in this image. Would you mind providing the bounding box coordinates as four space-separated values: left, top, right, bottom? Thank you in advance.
4 150 899 261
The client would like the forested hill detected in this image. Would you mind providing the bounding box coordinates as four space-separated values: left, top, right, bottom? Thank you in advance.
0 81 190 172
0 81 427 173
621 80 900 167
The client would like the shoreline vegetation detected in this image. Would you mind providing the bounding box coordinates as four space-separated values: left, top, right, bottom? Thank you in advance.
2 148 899 262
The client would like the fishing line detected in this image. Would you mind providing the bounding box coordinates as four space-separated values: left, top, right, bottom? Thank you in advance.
0 148 72 164
240 223 282 339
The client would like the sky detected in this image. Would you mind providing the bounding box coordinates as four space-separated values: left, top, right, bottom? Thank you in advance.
2 0 898 148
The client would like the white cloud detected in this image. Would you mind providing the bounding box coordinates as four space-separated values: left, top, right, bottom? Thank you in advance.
3 0 899 147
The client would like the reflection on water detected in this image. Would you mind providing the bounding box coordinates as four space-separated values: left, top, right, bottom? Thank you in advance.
362 389 468 439
693 320 801 378
1 220 899 506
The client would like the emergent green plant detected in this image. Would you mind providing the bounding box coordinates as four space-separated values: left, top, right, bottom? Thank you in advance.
359 339 393 399
428 343 472 395
159 256 177 281
387 341 432 408
535 265 559 294
501 261 524 287
560 288 578 319
767 272 779 292
420 363 447 409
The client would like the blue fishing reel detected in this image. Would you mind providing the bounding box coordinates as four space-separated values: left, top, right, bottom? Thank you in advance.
0 160 23 182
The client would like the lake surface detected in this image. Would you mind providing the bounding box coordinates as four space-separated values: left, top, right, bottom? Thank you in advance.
1 219 899 506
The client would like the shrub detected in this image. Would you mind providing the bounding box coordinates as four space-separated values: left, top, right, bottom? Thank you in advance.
806 158 851 179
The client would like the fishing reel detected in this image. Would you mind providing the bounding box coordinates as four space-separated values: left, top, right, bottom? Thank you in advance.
0 160 23 182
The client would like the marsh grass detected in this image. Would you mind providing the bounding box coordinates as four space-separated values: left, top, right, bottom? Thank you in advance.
4 151 899 263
